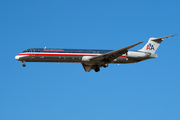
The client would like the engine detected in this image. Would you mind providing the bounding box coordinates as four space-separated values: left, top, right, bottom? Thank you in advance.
127 51 150 58
82 56 94 61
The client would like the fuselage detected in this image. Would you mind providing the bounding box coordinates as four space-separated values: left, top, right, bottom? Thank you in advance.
15 48 157 64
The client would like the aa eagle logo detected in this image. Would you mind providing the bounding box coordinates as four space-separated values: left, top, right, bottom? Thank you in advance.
146 43 155 50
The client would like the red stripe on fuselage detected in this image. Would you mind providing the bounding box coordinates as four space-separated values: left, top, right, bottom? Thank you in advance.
17 53 98 56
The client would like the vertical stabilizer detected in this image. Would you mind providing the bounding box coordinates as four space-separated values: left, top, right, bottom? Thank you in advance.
139 38 162 54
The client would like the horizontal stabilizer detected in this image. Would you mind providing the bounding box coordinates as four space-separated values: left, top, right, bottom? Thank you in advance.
139 34 177 54
152 34 177 41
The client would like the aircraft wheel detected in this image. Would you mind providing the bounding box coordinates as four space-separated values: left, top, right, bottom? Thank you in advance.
103 63 108 68
95 67 100 72
22 64 26 67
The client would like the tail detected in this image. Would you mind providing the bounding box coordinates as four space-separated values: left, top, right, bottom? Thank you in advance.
139 34 177 54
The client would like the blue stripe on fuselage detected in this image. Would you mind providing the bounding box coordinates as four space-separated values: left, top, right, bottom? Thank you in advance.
23 48 113 54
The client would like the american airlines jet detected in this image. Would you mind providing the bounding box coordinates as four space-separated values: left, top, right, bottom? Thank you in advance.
15 35 176 72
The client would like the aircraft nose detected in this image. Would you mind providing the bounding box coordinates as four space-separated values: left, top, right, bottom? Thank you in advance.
15 55 19 60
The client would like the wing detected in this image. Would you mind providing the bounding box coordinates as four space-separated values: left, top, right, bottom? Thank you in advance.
82 63 93 72
82 42 143 72
90 42 142 62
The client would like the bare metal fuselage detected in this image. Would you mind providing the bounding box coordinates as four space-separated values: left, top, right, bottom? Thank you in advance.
15 50 156 64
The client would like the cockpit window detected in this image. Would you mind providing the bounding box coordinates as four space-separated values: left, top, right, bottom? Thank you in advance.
23 50 27 52
23 49 30 52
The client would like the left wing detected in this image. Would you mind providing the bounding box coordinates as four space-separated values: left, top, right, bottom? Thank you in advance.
90 42 142 62
82 42 143 72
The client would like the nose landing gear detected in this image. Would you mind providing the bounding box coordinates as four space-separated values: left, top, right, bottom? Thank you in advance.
22 64 26 67
22 61 26 67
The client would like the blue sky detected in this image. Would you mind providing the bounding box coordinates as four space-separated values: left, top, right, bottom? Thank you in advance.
0 0 180 120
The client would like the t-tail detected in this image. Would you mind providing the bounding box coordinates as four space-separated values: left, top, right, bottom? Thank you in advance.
139 34 177 54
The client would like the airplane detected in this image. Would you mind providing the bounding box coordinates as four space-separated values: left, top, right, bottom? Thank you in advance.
15 34 177 72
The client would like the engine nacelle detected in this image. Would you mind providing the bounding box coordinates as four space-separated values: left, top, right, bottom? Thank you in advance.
82 56 93 61
127 51 149 58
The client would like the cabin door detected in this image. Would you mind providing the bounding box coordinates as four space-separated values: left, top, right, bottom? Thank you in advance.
31 49 35 58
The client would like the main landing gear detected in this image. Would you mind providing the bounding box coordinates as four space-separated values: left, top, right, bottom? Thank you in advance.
22 61 26 67
94 63 108 72
103 63 108 68
94 67 100 72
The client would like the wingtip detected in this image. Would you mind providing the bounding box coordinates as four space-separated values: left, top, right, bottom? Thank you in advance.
165 34 178 39
138 42 143 44
173 34 178 37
